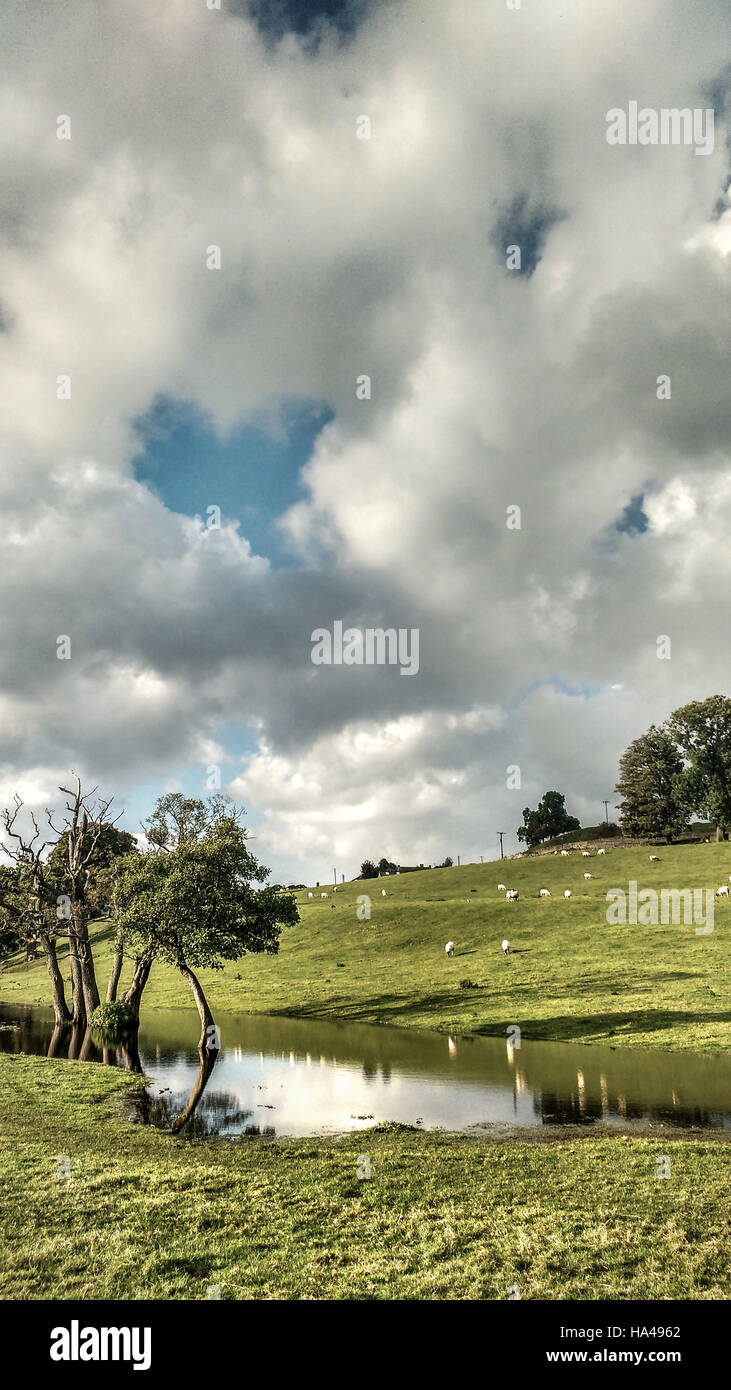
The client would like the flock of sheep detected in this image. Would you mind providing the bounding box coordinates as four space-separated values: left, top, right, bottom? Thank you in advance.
303 848 730 967
442 848 731 962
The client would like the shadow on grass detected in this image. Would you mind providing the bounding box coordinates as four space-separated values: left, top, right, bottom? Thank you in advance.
268 988 731 1044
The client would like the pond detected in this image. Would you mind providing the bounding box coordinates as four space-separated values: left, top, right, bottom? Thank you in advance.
1 1000 729 1139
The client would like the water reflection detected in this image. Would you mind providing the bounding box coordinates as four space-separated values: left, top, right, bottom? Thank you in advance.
1 1000 729 1140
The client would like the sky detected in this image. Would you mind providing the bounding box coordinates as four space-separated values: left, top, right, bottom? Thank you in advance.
0 0 730 883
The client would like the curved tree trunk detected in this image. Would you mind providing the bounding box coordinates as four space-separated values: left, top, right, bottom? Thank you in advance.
39 930 71 1025
106 934 124 1003
177 961 217 1050
121 953 153 1022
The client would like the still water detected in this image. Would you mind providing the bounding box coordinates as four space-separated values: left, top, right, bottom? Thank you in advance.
1 1000 729 1139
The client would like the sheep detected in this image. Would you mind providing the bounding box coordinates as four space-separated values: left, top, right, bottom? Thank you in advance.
582 851 591 858
307 891 313 899
497 883 507 891
649 855 660 862
597 848 606 855
445 941 455 957
584 872 592 880
320 892 328 899
381 888 387 896
501 939 510 955
539 888 551 897
560 850 569 857
506 889 519 902
716 885 729 898
564 889 572 898
466 897 471 903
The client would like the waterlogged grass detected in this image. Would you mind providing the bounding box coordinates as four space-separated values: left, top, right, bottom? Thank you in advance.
2 843 728 1051
0 1054 728 1301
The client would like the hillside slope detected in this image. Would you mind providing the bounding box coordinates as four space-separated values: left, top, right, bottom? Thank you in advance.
2 843 729 1051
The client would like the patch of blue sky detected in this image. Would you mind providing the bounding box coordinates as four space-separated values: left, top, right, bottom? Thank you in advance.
114 733 264 845
132 396 332 567
230 0 367 46
615 494 649 535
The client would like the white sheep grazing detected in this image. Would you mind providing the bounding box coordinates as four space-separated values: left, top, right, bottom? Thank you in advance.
582 851 591 857
321 892 328 899
716 885 729 897
308 891 313 898
584 872 592 880
597 848 606 855
539 888 551 897
466 897 470 903
497 883 507 892
501 938 510 954
560 849 569 857
506 889 519 902
564 889 572 898
649 854 660 862
381 888 386 896
445 941 455 956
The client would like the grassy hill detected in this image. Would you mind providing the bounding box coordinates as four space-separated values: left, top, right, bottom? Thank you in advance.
2 841 729 1052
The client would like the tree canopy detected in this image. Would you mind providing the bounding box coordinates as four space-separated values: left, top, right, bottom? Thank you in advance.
517 791 580 848
116 797 299 1039
615 725 687 842
616 696 731 841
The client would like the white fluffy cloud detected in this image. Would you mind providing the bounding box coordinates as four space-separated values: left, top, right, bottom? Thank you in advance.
0 0 729 875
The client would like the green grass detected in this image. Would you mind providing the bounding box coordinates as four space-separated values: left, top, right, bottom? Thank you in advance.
3 842 728 1051
1 1053 728 1301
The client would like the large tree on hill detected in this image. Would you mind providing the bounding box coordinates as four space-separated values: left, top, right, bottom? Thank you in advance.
517 791 580 848
115 795 299 1045
615 726 688 843
669 695 731 841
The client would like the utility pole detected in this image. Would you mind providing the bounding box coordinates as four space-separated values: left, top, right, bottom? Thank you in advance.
333 867 337 887
602 800 610 826
497 832 505 860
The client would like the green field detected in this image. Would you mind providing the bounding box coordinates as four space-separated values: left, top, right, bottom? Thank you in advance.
2 842 728 1051
0 1052 728 1301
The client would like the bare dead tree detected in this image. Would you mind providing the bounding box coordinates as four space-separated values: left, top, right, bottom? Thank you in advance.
0 796 71 1025
45 772 123 1026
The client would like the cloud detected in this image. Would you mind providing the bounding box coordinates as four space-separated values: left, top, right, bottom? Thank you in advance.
0 0 729 875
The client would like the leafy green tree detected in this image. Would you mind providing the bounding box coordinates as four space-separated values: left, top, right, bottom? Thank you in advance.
517 791 580 847
116 800 299 1041
615 725 687 842
669 695 731 841
360 860 379 879
378 857 398 876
